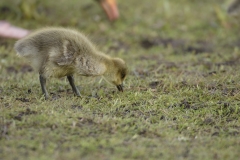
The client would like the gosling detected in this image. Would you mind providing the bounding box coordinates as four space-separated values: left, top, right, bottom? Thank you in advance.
14 27 127 99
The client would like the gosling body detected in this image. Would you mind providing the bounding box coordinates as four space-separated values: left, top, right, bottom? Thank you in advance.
14 27 127 99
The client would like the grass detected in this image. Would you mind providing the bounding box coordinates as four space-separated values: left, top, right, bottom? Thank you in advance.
1 0 240 159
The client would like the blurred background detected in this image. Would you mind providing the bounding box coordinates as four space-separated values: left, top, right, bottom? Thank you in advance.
0 0 239 47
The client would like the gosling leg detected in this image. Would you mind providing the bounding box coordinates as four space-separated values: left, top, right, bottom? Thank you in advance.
67 75 81 97
39 74 49 100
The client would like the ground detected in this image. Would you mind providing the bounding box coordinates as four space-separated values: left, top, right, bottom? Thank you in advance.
0 0 240 160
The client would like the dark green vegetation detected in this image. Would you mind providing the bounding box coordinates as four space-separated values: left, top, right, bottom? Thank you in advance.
1 0 240 159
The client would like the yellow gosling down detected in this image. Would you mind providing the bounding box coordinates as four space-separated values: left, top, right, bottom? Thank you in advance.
14 27 127 100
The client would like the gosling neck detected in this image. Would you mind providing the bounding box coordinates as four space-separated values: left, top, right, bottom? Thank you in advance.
75 51 110 76
99 53 115 76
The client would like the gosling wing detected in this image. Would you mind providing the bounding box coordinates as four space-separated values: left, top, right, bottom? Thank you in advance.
54 40 76 66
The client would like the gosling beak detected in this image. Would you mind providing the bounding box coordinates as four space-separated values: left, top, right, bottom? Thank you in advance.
99 0 119 21
116 84 123 92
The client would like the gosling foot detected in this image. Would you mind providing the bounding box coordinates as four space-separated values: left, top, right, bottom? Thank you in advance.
39 74 49 100
67 75 81 97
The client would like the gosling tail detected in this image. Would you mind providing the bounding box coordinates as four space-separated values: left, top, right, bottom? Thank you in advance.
14 40 37 57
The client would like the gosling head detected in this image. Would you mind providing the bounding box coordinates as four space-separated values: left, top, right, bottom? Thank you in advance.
104 57 127 92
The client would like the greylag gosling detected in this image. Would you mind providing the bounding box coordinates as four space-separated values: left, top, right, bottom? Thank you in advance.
14 27 127 99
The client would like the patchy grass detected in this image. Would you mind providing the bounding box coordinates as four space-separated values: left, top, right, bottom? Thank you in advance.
1 0 240 159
